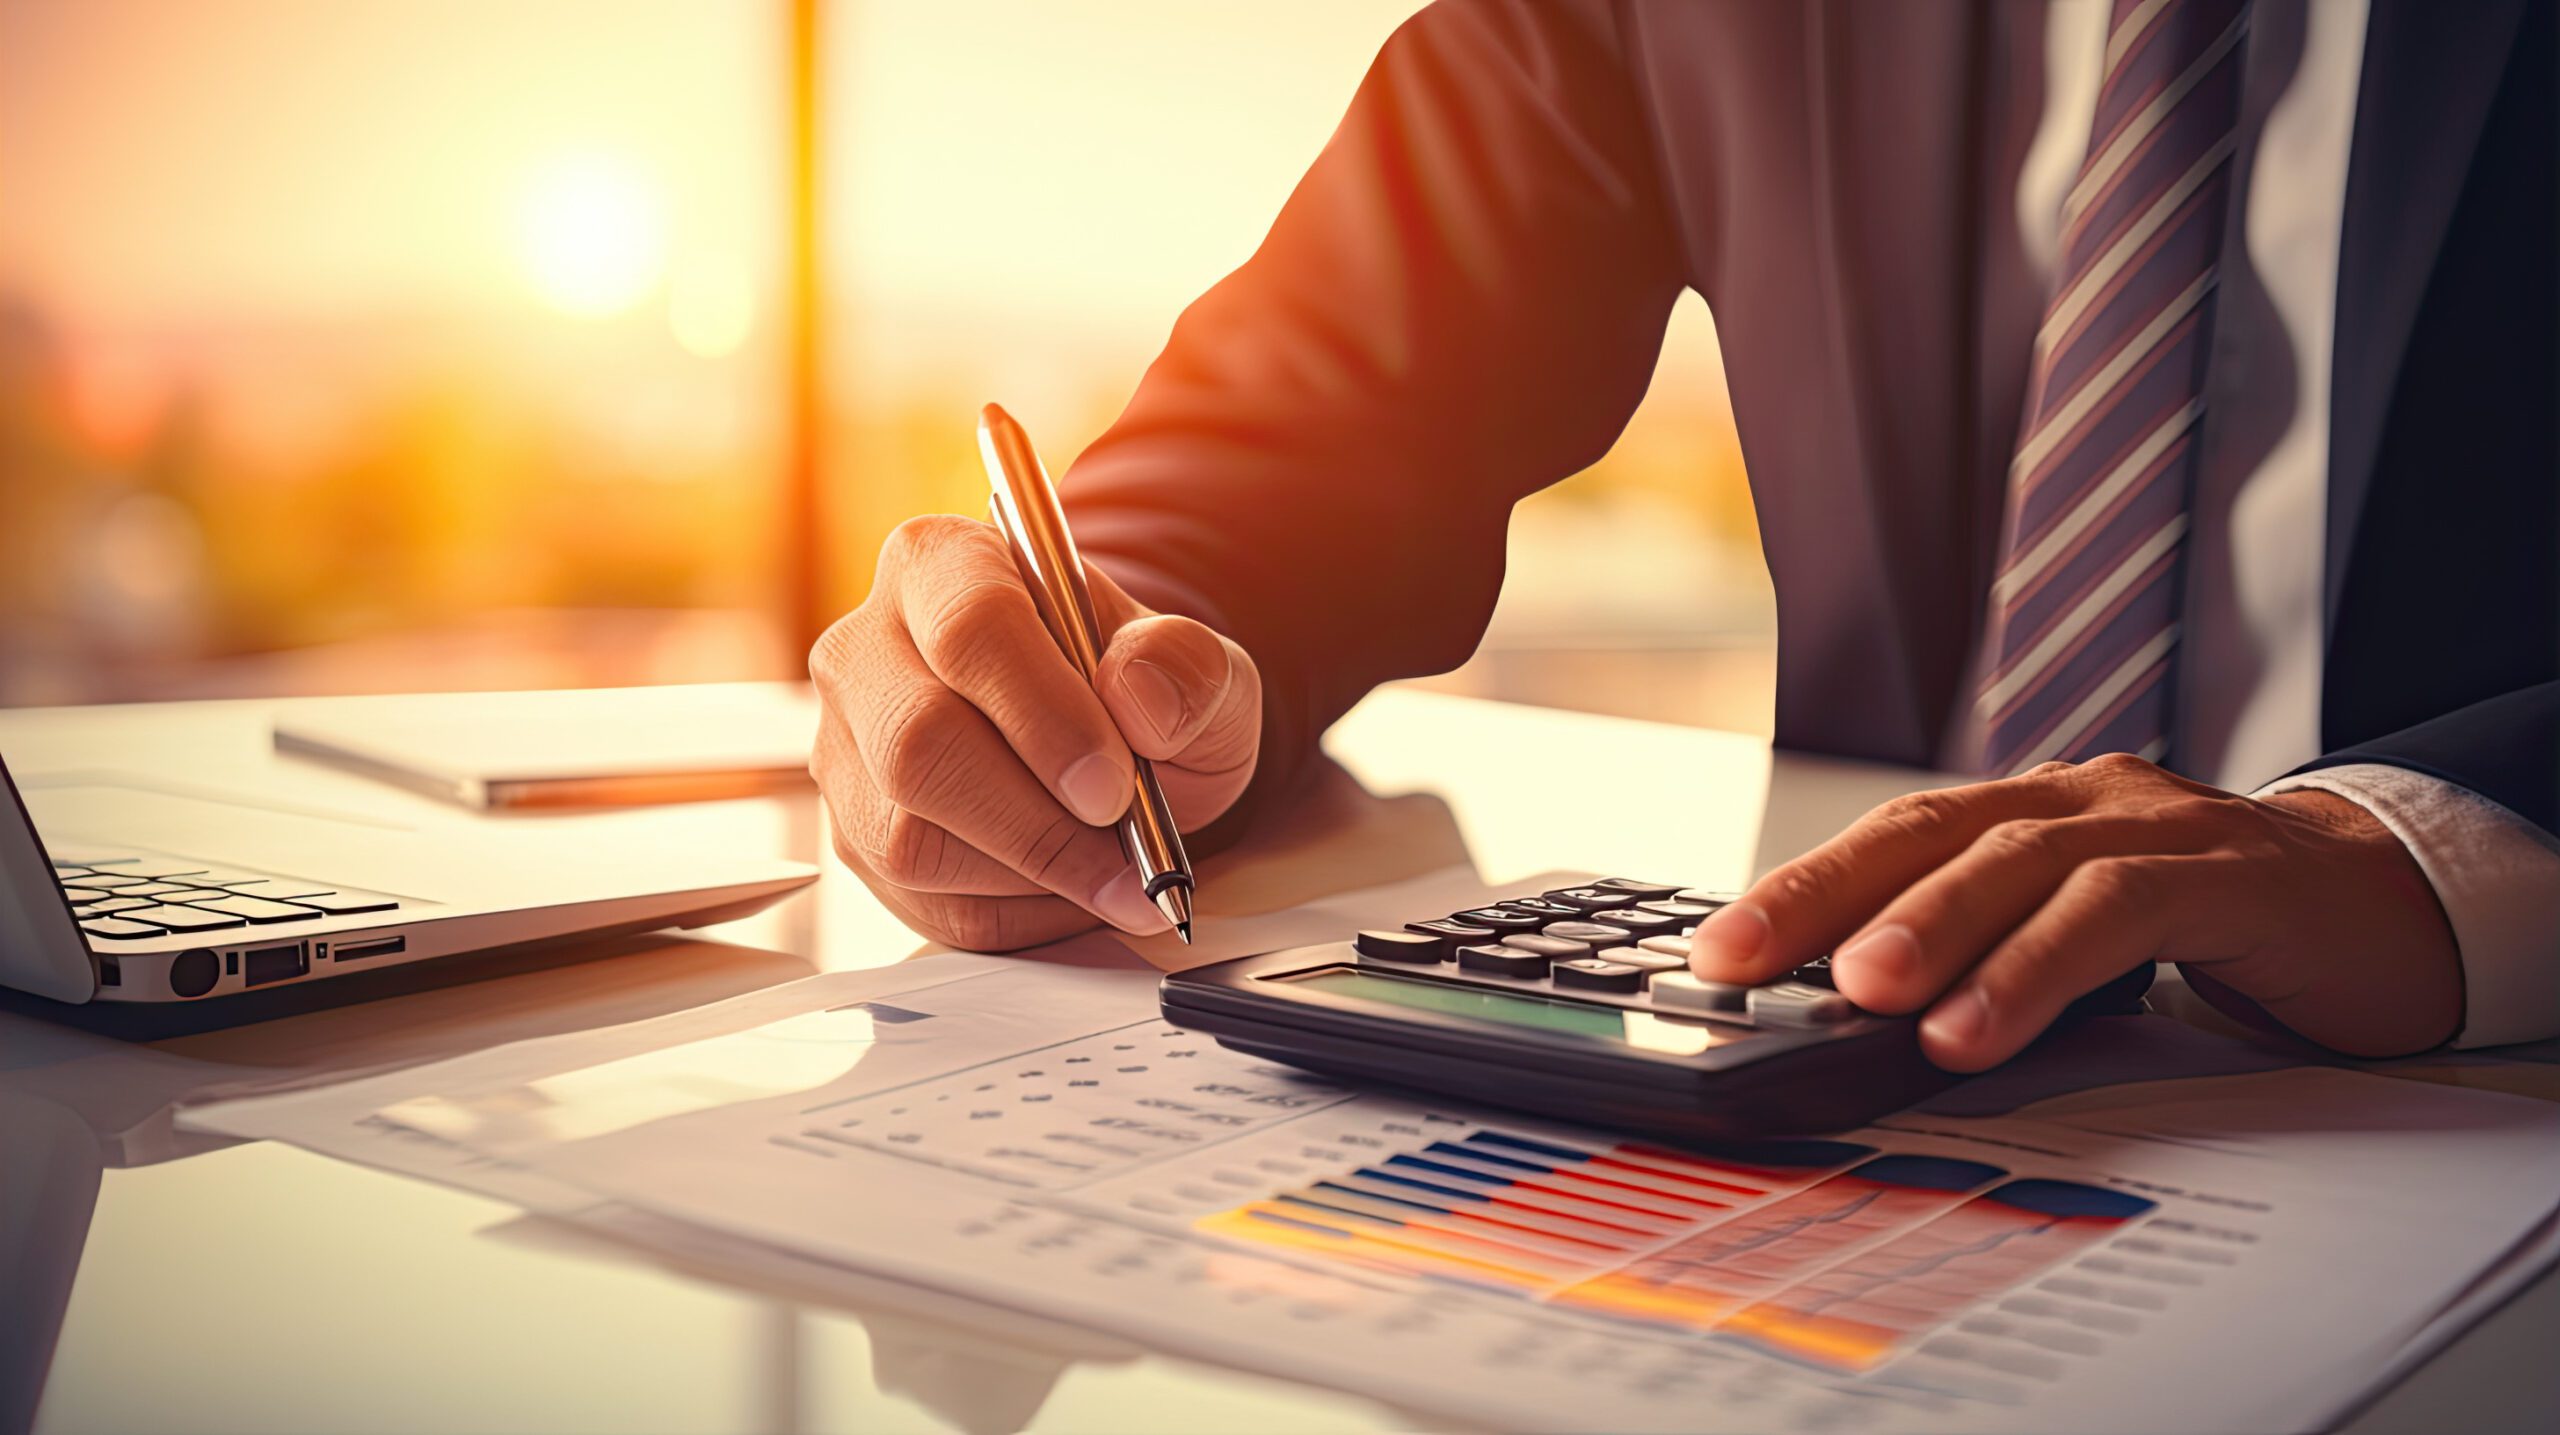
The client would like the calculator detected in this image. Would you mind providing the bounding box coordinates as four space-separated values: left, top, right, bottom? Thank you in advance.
1158 877 2154 1139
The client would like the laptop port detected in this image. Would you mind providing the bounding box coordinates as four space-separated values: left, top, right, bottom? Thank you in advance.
242 943 308 987
330 935 406 963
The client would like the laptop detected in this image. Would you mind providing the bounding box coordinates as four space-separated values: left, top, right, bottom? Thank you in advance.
0 749 816 1006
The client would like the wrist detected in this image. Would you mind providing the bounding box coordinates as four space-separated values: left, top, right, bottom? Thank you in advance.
2258 788 2463 1053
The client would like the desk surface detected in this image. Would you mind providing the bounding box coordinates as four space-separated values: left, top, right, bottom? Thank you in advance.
3 684 2551 1434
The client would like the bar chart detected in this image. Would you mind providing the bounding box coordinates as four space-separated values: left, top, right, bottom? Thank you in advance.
1163 1116 2163 1376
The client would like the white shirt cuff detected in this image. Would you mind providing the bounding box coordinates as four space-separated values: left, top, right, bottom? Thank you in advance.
2255 762 2560 1049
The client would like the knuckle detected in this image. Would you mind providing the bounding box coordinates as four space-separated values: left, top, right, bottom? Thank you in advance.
884 512 977 569
807 610 869 693
2081 751 2153 779
925 580 1027 671
1978 817 2058 863
1868 790 1956 845
2027 760 2078 781
2073 854 2156 905
871 809 964 889
872 687 977 810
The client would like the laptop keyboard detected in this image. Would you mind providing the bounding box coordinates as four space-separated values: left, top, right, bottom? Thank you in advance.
50 848 399 942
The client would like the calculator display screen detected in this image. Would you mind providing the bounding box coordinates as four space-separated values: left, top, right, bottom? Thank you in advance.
1289 969 1758 1054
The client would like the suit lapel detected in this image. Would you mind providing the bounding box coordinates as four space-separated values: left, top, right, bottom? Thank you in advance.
2327 0 2527 627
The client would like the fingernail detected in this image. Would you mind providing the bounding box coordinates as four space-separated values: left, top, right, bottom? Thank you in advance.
1060 752 1129 826
1835 923 1918 984
1093 867 1174 936
1922 986 1991 1052
1121 659 1188 746
1689 901 1769 971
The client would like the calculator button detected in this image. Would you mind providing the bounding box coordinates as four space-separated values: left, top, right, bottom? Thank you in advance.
83 897 152 916
1450 906 1545 934
1591 878 1684 901
1405 919 1496 957
1637 933 1693 960
1598 945 1687 973
1675 889 1742 907
1647 970 1750 1015
1788 954 1837 988
1540 920 1629 947
1749 981 1856 1026
59 887 113 905
1637 899 1721 923
1541 888 1624 914
77 873 150 889
1458 944 1550 979
1497 898 1581 924
1500 932 1594 962
1355 929 1448 964
1590 908 1681 938
1553 957 1646 994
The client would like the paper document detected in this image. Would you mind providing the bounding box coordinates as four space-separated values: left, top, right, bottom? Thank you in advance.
188 959 2560 1434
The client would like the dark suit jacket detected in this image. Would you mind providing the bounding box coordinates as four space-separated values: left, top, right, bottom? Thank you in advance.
1061 0 2557 837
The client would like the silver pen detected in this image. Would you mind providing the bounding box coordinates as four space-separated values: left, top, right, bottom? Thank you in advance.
978 402 1196 941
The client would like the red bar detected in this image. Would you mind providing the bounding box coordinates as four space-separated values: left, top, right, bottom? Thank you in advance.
1445 1208 1631 1252
1484 1194 1655 1238
1590 1153 1764 1198
1505 1177 1693 1222
1545 1168 1731 1211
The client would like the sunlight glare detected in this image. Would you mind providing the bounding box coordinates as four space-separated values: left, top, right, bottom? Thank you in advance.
518 152 668 317
668 252 757 357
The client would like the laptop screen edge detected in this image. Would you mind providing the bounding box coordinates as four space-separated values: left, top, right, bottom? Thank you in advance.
0 750 100 1003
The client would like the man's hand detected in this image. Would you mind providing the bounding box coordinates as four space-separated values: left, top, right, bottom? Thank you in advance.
809 514 1261 951
1689 754 2463 1069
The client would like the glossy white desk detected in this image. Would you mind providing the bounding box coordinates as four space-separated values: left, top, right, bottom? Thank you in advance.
3 686 2551 1434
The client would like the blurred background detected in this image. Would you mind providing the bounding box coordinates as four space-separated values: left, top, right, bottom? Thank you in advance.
0 0 1776 733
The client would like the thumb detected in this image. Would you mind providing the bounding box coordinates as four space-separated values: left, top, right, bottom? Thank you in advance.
1094 614 1260 772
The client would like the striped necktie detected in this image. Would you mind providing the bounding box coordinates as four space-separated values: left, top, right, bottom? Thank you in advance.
1975 0 2251 775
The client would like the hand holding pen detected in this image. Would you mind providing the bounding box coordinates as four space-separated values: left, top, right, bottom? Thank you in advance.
805 408 1262 952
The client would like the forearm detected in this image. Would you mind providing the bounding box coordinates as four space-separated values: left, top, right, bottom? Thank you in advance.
1065 0 1685 825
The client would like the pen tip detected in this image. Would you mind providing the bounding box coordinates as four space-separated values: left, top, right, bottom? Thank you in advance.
1151 883 1193 942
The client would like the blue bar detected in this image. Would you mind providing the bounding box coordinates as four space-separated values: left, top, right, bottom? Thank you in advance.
1276 1193 1399 1228
1315 1179 1446 1216
1429 1140 1552 1173
1466 1131 1595 1162
1355 1168 1491 1203
1386 1153 1513 1186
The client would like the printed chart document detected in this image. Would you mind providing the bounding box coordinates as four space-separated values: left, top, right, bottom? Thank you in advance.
189 960 2560 1434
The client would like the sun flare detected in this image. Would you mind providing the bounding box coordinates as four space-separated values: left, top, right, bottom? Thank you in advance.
518 152 668 317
